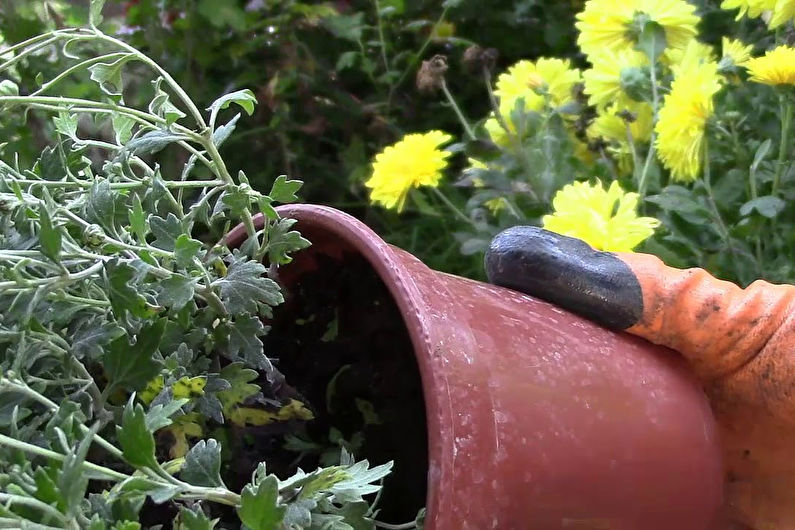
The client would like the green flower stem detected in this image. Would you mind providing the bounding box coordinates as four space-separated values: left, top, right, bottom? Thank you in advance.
0 261 104 290
374 522 416 530
637 63 660 202
773 99 792 196
0 31 58 58
373 0 390 75
440 79 476 141
0 96 165 128
31 52 130 96
430 187 476 228
0 516 63 530
0 492 68 525
482 67 539 202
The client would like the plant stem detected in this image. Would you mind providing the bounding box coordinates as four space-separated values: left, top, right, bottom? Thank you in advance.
637 63 660 202
440 80 476 141
0 493 68 525
773 99 792 196
373 0 390 75
31 52 130 96
374 522 416 530
430 187 476 228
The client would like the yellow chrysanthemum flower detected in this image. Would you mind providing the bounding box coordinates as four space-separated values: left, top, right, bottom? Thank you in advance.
589 103 654 144
542 180 661 252
576 0 700 57
485 58 581 146
746 45 795 85
495 58 582 114
665 40 717 75
721 0 776 19
655 60 722 181
721 37 754 67
770 0 795 26
583 49 649 110
366 131 452 211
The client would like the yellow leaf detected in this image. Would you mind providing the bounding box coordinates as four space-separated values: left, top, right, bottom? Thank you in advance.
162 413 203 458
139 375 164 404
173 376 206 399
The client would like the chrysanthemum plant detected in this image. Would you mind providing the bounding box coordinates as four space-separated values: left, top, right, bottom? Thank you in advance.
0 1 395 527
367 0 795 286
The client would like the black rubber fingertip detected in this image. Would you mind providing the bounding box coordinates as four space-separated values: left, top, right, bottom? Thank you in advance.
484 226 643 330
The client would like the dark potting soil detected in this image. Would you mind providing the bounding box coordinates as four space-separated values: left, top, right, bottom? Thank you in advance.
222 253 428 524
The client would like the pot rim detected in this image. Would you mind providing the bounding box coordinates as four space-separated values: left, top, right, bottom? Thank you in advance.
224 204 448 523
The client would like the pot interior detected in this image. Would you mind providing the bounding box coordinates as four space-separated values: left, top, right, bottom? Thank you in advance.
265 230 429 524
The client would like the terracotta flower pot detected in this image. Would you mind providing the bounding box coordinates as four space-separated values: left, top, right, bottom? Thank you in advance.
226 204 724 530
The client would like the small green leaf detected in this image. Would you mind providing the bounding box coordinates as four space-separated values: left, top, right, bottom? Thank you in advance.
266 218 311 265
70 317 125 360
39 207 62 262
180 439 225 488
0 79 19 96
104 319 166 391
117 398 159 469
112 114 135 145
226 315 270 371
207 89 257 128
125 130 186 155
53 111 78 139
106 261 158 319
145 398 189 431
129 195 147 242
86 179 116 228
149 77 186 125
237 475 286 530
268 175 303 203
157 274 195 310
212 113 240 147
751 139 772 174
90 0 106 27
88 55 134 96
214 258 283 315
174 234 203 268
635 21 667 64
150 213 183 251
740 195 786 218
175 506 218 530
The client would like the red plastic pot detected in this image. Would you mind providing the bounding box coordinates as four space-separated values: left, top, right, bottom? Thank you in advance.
226 204 724 530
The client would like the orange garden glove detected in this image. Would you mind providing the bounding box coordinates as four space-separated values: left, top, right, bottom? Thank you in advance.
485 226 795 530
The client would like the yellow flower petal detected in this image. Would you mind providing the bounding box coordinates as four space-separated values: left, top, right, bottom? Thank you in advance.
770 0 795 26
542 180 660 252
583 48 649 110
721 0 776 20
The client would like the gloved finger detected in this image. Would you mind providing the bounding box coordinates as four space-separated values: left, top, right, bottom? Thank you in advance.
485 226 795 382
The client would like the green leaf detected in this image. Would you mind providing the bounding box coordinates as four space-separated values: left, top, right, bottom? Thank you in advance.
129 195 147 242
112 114 135 145
39 206 62 262
53 111 78 139
145 398 189 431
175 506 218 530
237 475 286 530
217 363 260 414
268 175 303 203
751 139 772 174
104 319 166 391
58 425 96 516
90 0 106 27
157 274 195 310
212 113 241 147
86 179 116 227
227 315 270 371
180 439 225 488
174 234 203 268
0 79 19 96
105 261 158 319
117 398 159 469
119 476 182 504
214 258 283 315
88 55 134 96
207 89 257 128
149 77 186 125
740 196 786 218
323 13 365 42
197 0 247 30
150 213 183 251
70 317 125 360
266 218 311 265
34 467 65 511
635 21 667 63
125 130 186 155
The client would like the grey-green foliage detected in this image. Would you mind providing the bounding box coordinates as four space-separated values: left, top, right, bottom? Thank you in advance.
0 1 392 527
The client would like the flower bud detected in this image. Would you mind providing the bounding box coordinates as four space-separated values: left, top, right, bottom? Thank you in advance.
416 54 449 94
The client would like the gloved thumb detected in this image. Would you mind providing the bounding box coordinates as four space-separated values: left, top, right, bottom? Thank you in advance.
485 226 795 383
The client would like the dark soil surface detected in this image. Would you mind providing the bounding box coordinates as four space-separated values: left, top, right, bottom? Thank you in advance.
224 253 428 523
